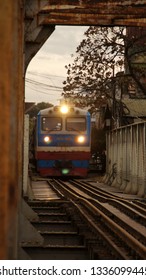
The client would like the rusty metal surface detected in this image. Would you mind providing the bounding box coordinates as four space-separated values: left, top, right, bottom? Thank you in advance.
0 0 24 259
33 0 146 27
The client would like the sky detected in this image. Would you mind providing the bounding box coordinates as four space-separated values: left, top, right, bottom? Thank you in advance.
25 26 88 105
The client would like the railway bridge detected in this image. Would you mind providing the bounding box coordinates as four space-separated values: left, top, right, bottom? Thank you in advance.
1 0 146 259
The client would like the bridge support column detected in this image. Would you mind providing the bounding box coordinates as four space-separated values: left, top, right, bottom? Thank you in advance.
0 0 24 259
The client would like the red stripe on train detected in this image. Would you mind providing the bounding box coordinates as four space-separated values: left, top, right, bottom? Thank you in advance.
37 167 88 177
36 151 91 160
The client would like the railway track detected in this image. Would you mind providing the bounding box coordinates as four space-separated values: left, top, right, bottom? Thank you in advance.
22 177 146 260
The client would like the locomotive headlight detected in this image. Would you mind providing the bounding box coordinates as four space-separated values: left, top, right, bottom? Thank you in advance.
44 136 51 143
60 105 69 114
77 135 85 143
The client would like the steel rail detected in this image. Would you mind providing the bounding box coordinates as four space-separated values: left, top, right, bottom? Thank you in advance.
79 198 146 260
52 180 129 259
69 179 146 221
71 200 129 260
80 180 146 215
53 179 146 259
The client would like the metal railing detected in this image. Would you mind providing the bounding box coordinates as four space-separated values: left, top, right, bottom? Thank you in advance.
105 121 146 197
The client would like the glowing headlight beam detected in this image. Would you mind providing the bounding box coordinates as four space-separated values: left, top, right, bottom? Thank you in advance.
77 136 85 143
60 105 69 114
44 136 51 143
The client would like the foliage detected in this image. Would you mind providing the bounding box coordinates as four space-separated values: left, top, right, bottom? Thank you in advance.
62 26 146 112
27 102 53 118
62 26 125 112
125 27 146 96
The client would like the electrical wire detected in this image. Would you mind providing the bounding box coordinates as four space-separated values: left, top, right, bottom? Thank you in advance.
25 78 62 90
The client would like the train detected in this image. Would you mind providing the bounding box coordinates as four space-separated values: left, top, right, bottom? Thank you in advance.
34 104 91 177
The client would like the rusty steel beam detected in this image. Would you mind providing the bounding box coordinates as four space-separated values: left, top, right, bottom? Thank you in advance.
114 18 146 27
36 0 146 26
40 0 146 7
38 13 146 26
25 0 146 28
38 12 146 26
40 4 146 15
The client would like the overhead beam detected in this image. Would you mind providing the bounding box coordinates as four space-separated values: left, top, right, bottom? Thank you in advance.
25 25 55 69
35 0 146 27
40 3 146 15
25 0 146 64
25 0 55 69
38 13 146 27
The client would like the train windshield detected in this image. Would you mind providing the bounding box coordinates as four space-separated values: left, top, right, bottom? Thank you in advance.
66 117 86 131
41 117 62 131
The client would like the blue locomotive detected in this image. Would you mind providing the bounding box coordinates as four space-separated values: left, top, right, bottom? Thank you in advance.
34 104 91 177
